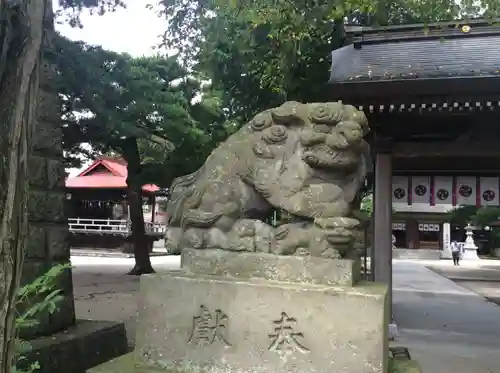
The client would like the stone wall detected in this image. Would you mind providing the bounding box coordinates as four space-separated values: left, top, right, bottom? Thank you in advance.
19 59 75 339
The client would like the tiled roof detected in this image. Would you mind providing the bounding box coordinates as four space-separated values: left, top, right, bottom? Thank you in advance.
78 157 128 177
329 23 500 83
66 157 159 192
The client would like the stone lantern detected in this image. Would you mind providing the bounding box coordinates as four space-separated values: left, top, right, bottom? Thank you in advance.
462 223 480 260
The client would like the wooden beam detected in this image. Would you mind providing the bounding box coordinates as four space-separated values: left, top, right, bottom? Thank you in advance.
345 18 500 36
392 156 500 173
392 142 500 158
329 76 500 101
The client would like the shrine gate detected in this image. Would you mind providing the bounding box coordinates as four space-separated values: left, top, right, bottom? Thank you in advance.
329 19 500 319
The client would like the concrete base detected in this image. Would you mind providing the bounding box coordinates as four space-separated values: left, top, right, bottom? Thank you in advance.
89 352 423 373
389 322 399 340
19 319 128 373
462 248 480 261
389 313 400 340
134 271 388 373
88 249 391 373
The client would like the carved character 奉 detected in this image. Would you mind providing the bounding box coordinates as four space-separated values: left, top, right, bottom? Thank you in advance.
165 101 370 258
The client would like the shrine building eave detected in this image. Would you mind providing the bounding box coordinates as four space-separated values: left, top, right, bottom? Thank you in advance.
65 157 160 193
328 19 500 101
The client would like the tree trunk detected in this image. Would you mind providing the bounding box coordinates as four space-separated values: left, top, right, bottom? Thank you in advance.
122 138 155 275
0 1 48 372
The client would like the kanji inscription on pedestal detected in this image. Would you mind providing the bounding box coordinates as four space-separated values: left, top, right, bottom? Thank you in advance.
268 312 309 358
188 305 231 346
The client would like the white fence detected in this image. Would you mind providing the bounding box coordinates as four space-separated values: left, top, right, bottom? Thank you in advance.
68 218 166 236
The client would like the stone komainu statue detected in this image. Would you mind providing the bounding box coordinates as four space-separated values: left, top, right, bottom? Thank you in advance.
166 101 370 258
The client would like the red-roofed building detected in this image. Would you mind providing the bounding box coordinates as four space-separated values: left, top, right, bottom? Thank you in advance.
66 157 167 252
66 156 159 192
66 157 165 223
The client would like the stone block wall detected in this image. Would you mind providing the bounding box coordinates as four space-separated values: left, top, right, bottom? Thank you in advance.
19 60 75 339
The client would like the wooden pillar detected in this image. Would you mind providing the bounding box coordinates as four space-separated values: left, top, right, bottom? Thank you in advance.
373 151 393 313
406 219 419 249
151 195 156 224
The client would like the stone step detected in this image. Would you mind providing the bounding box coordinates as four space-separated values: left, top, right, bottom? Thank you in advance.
21 320 128 373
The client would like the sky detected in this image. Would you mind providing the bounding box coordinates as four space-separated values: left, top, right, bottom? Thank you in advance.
57 1 167 176
56 1 167 57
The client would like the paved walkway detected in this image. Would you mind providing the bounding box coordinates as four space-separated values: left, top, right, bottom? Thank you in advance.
393 260 500 373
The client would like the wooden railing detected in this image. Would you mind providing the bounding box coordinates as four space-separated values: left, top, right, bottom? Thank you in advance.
68 218 166 236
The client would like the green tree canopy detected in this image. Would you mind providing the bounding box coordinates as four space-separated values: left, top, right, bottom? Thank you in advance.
55 0 126 27
157 0 500 121
53 35 228 186
51 35 229 273
449 205 500 227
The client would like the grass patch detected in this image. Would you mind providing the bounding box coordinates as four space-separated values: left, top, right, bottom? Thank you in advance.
389 358 422 373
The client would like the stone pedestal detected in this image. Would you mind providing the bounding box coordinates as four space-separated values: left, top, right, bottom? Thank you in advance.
90 249 389 373
462 224 480 261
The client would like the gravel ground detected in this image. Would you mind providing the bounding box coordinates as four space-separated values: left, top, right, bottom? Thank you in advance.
71 255 181 347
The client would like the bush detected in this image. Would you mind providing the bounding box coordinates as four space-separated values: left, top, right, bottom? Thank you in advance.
12 264 70 373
